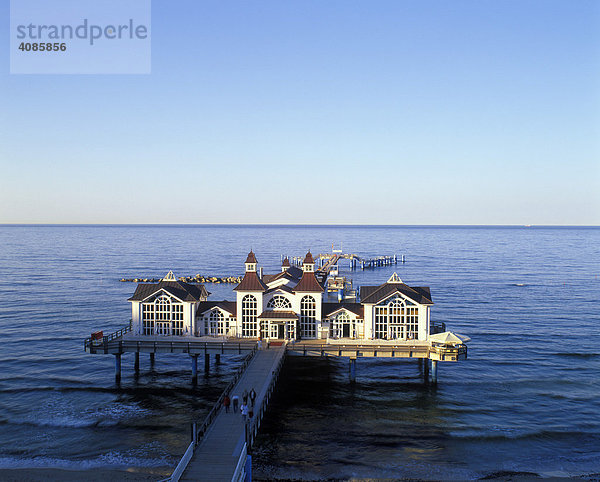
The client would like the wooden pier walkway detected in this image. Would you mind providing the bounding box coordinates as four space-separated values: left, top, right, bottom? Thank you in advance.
177 344 286 482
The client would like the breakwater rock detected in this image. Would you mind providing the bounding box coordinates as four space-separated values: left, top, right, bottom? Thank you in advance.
119 275 243 284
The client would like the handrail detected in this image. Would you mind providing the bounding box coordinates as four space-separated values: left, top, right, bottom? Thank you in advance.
245 345 286 450
195 345 257 439
168 344 258 481
286 343 430 351
84 320 132 351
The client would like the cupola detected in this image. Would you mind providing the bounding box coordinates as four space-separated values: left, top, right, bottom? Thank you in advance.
245 250 257 272
302 251 315 272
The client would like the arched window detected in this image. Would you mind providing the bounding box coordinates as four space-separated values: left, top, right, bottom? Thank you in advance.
242 295 258 337
155 295 171 322
300 295 316 339
331 311 352 339
206 310 224 336
374 296 418 340
142 294 184 336
267 295 292 310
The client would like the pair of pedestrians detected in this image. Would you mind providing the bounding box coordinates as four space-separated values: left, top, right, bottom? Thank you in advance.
243 388 257 407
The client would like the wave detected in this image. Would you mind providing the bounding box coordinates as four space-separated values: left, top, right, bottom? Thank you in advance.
0 453 174 470
450 429 600 442
553 352 600 359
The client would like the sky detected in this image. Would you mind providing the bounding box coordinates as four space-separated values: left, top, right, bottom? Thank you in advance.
1 0 599 225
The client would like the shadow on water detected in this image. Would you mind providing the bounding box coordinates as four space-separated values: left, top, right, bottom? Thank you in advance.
253 356 451 480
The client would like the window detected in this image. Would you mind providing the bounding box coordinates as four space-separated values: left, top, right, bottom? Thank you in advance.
300 295 316 339
331 311 352 339
172 303 184 336
142 294 184 336
373 296 418 340
242 295 258 337
142 303 154 335
267 295 292 310
206 310 229 336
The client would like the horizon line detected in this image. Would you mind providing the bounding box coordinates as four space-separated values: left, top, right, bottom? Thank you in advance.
1 223 599 228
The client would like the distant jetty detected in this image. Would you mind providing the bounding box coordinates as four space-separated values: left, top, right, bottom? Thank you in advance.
120 275 242 284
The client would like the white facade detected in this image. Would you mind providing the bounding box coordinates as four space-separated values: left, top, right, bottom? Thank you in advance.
130 257 434 343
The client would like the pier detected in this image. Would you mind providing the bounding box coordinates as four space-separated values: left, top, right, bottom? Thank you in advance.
282 252 404 271
176 345 285 481
86 252 470 480
86 325 466 480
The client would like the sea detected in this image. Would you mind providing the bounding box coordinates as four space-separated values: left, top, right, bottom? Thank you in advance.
0 225 599 480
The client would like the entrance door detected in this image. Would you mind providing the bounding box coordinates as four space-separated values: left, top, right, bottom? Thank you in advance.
278 324 285 339
342 323 351 338
389 325 403 340
156 322 170 336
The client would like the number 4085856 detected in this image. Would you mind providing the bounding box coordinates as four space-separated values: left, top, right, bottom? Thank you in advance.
18 42 67 52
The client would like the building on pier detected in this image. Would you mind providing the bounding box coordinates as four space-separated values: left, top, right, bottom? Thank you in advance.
129 251 437 343
128 270 209 337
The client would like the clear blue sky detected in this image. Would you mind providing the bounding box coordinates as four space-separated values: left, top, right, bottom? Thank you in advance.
1 0 599 224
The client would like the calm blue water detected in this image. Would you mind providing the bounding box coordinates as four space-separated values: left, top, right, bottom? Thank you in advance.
0 225 598 479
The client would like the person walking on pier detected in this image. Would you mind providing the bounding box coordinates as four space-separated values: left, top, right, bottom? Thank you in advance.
223 395 231 413
232 394 239 413
240 403 248 422
249 388 256 407
242 389 248 405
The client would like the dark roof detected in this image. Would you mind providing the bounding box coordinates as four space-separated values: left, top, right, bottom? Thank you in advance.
257 310 298 320
264 284 295 295
293 272 325 293
245 250 257 264
360 282 433 305
234 271 268 292
322 302 364 318
263 266 303 285
282 257 290 267
128 280 209 302
197 300 237 316
303 251 315 264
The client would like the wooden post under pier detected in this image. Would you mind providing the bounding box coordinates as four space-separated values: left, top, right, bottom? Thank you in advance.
114 353 121 383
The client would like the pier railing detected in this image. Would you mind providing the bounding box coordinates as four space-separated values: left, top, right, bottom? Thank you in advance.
430 321 446 334
84 320 132 353
196 345 257 439
244 345 286 450
169 345 258 482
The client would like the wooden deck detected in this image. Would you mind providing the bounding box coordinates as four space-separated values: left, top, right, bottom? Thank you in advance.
179 345 286 481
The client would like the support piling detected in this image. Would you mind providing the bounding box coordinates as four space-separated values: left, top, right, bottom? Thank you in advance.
349 358 356 382
114 353 121 383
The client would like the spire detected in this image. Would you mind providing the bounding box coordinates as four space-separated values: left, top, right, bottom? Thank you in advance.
281 257 290 272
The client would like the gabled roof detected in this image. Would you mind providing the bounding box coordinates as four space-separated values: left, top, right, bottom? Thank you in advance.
293 271 325 293
263 266 303 285
360 281 433 305
322 302 364 318
197 300 237 316
234 271 268 292
282 257 290 267
128 280 209 302
264 284 295 295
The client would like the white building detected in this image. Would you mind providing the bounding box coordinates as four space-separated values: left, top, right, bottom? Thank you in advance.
130 252 434 342
129 270 209 336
